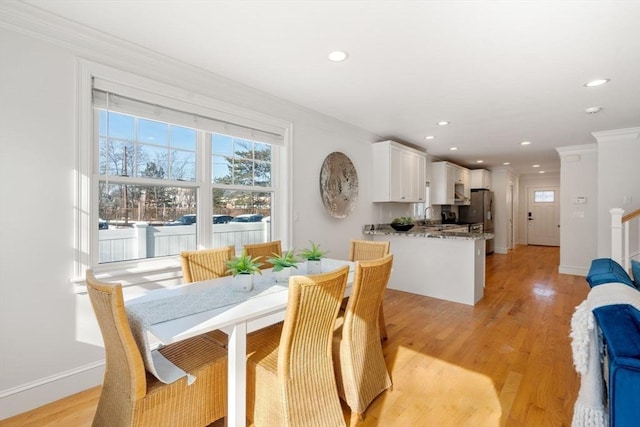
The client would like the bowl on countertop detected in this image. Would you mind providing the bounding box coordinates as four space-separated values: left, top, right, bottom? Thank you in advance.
390 223 414 232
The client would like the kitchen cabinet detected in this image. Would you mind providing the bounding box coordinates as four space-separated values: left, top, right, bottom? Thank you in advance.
372 140 427 202
371 233 485 305
470 169 492 189
431 161 470 205
431 162 456 205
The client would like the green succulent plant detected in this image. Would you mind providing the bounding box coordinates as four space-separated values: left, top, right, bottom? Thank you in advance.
267 249 300 272
392 216 414 225
225 250 263 277
298 241 328 261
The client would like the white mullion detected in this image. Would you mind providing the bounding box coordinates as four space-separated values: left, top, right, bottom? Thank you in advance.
196 130 212 248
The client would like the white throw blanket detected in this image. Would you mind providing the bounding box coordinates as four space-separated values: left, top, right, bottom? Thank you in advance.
570 282 640 427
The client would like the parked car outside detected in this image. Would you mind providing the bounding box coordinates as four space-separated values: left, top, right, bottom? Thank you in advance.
165 214 197 226
98 218 109 230
213 215 234 224
230 214 264 223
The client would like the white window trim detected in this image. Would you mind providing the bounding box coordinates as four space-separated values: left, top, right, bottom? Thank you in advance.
73 59 293 287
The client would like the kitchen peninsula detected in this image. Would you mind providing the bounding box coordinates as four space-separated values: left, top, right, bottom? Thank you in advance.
363 224 494 305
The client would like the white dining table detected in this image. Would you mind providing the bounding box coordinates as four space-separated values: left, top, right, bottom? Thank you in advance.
125 258 355 427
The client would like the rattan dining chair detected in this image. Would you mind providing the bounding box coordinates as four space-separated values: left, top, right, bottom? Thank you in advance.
246 265 349 427
243 240 282 270
347 239 391 340
333 254 394 425
86 270 227 427
180 246 235 283
180 246 236 347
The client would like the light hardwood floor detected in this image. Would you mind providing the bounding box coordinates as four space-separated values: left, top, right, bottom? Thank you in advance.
1 245 587 426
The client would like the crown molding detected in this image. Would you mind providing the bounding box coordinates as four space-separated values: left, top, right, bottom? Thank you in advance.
555 143 598 156
591 127 640 143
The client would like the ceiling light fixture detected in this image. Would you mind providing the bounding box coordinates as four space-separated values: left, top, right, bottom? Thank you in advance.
425 135 435 140
539 171 546 174
532 164 540 168
437 121 450 126
584 78 610 87
476 160 484 164
503 162 510 166
449 147 458 151
328 51 348 62
521 141 531 146
585 106 602 114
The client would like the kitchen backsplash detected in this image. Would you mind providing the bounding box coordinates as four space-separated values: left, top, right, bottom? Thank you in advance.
376 202 459 223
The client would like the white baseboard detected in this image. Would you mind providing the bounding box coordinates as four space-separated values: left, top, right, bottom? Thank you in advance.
494 246 508 254
559 265 589 277
0 361 104 420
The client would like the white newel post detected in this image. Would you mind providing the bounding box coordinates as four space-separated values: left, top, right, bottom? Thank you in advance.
610 208 624 265
134 222 149 260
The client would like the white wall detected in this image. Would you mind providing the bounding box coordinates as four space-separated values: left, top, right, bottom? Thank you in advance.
555 145 598 275
593 128 640 258
0 6 380 418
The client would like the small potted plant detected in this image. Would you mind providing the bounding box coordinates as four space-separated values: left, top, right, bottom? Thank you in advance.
267 249 299 283
225 250 263 291
391 216 415 232
299 241 328 274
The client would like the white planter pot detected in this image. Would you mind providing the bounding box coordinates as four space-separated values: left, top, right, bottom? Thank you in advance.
232 274 254 292
306 260 322 274
273 266 293 283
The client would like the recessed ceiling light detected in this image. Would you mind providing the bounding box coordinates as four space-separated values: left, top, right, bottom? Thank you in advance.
449 147 458 151
503 162 510 165
584 78 610 87
328 51 348 62
437 121 450 126
585 106 602 114
539 171 546 174
476 160 484 164
425 135 435 140
532 164 540 168
521 141 532 146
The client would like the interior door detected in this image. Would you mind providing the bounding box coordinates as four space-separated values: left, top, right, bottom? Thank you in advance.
527 187 560 246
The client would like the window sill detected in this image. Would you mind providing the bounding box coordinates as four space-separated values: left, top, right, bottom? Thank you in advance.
73 256 183 294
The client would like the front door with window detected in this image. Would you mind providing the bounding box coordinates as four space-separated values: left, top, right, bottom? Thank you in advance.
527 187 560 246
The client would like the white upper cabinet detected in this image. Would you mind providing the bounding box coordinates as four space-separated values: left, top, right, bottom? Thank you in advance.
431 162 456 205
431 161 470 205
470 169 492 189
372 140 427 202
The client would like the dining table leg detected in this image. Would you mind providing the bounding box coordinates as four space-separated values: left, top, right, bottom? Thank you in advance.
227 321 247 427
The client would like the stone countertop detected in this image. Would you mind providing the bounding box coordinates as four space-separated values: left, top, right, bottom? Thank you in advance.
362 224 494 241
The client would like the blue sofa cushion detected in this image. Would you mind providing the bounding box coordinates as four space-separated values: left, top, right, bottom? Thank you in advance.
586 258 635 288
594 305 640 359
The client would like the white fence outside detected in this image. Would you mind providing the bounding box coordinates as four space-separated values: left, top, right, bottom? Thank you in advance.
98 222 271 263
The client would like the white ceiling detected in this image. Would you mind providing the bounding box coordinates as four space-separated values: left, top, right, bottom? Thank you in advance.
22 0 640 176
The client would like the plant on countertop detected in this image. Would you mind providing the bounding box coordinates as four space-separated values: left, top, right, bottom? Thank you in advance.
392 216 414 225
267 249 300 272
225 250 263 276
298 241 328 261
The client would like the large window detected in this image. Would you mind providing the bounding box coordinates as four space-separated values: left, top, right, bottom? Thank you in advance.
77 65 290 277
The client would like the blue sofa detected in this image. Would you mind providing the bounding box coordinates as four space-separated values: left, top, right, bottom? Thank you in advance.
586 258 640 427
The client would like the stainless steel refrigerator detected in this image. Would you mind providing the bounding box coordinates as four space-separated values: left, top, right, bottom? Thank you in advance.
458 189 494 254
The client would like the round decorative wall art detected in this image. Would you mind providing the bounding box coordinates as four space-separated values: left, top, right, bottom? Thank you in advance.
319 152 359 218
